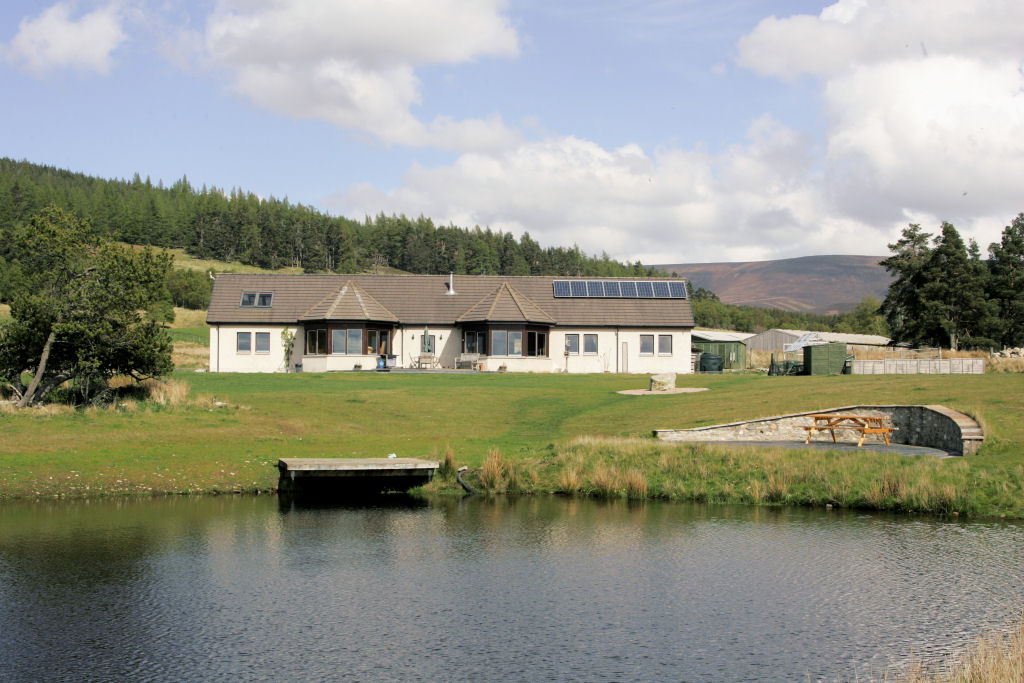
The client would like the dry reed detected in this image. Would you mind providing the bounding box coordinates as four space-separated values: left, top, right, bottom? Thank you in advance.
144 379 190 406
589 464 622 498
479 448 506 491
439 444 456 479
624 468 648 499
558 467 582 494
886 618 1024 682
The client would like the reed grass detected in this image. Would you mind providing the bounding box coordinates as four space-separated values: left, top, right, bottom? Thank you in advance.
886 617 1024 682
454 434 1010 514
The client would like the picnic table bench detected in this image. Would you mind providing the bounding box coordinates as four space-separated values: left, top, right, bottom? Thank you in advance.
803 414 897 447
416 354 439 369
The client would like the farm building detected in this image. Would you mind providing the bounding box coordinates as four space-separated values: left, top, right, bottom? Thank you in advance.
691 330 753 370
746 329 890 354
207 273 695 374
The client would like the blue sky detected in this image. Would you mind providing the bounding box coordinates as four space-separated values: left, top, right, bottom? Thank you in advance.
2 0 1022 264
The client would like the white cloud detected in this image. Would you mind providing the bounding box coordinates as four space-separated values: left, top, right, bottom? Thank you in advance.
737 0 1024 78
203 0 521 151
4 2 127 75
325 118 892 264
732 0 1024 254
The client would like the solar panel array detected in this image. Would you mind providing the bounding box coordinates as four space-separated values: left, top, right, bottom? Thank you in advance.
552 280 688 299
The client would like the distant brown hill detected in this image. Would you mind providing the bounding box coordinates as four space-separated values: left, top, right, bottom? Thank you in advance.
660 255 892 314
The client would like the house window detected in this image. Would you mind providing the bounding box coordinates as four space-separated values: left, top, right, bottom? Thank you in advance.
465 331 486 354
240 291 273 308
367 329 389 355
349 328 363 354
331 329 348 354
491 330 507 356
422 334 435 354
508 331 523 357
306 328 327 355
584 334 598 355
236 332 251 353
640 334 654 355
255 332 270 354
330 328 371 354
526 331 547 357
658 334 673 355
565 334 579 354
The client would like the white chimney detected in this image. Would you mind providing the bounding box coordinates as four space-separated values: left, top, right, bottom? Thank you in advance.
446 272 457 295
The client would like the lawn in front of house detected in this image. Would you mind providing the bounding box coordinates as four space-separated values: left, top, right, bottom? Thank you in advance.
0 372 1021 515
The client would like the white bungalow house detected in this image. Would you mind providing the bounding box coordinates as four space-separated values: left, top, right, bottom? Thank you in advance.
207 273 695 374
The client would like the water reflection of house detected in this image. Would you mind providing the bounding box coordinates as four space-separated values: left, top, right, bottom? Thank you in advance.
207 274 695 374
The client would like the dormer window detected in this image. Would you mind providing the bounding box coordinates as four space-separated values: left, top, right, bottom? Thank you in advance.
240 291 273 308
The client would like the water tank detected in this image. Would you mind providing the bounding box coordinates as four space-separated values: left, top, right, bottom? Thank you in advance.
699 353 723 373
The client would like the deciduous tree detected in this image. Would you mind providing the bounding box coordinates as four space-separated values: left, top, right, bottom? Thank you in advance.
0 206 174 406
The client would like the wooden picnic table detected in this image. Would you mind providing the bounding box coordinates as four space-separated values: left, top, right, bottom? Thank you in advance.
803 413 897 447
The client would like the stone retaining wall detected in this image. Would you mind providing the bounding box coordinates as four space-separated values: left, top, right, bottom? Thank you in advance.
654 405 984 456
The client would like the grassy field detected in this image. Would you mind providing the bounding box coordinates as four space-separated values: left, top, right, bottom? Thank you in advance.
1 371 1022 515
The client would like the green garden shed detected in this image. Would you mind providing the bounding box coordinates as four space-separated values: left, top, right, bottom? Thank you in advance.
691 330 752 370
802 342 850 375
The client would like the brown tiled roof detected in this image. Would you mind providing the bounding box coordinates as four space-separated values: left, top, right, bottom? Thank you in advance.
207 273 694 328
299 280 399 322
456 282 555 324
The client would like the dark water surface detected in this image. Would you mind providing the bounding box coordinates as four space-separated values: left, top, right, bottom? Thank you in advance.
1 496 1022 682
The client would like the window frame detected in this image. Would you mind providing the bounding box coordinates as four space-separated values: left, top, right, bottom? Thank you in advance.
306 328 327 355
421 334 436 354
658 334 673 356
508 330 523 357
583 333 598 355
255 332 270 354
236 331 251 354
639 334 655 356
565 333 580 355
240 291 274 308
526 330 546 358
491 330 507 356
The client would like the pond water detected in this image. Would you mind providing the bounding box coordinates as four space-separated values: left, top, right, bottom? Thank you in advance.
1 495 1022 682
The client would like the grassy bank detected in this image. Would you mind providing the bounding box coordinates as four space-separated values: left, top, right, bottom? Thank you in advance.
1 372 1022 515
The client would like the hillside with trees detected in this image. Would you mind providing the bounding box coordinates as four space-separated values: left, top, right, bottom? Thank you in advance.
0 158 652 280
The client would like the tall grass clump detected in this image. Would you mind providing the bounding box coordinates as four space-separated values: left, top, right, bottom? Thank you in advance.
624 468 648 499
144 379 190 406
477 448 535 494
438 444 456 480
479 448 506 490
588 463 622 498
887 617 1024 682
558 467 582 494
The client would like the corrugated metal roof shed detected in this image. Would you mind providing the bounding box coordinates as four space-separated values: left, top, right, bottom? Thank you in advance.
692 329 755 343
746 328 890 352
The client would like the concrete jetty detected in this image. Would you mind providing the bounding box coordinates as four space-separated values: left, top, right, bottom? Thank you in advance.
277 458 439 495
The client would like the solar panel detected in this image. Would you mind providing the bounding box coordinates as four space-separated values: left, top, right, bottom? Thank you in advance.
668 281 687 298
554 279 687 298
